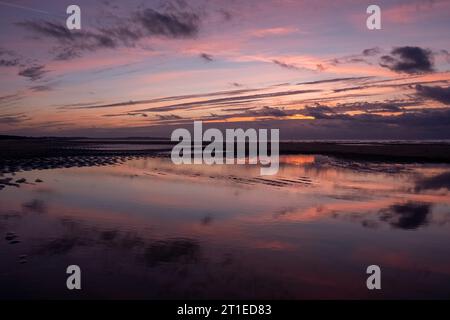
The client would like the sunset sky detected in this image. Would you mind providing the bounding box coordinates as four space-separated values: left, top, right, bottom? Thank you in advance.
0 0 450 139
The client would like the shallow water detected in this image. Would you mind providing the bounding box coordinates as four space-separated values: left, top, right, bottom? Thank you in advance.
1 155 450 299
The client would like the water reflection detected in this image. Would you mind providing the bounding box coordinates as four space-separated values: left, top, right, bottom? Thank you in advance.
379 202 432 230
1 155 450 299
415 172 450 191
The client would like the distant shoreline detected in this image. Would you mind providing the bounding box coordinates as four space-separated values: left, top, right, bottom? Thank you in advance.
1 137 450 163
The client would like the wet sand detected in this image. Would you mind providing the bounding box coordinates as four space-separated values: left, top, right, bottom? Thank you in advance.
1 154 450 299
1 137 450 299
0 137 170 176
0 137 173 159
1 137 450 186
1 137 450 163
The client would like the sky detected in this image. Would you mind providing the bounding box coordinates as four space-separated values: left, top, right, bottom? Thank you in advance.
0 0 450 139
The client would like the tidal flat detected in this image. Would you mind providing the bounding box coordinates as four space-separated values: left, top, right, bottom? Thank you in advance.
1 138 450 299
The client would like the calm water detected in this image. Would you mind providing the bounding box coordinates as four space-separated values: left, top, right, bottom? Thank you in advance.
1 155 450 299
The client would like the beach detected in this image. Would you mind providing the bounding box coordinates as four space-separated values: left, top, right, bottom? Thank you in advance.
1 137 450 299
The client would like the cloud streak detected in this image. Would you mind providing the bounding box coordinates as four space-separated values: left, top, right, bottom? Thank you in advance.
0 48 20 67
200 53 213 62
0 113 29 124
17 5 201 60
18 65 48 81
272 59 303 71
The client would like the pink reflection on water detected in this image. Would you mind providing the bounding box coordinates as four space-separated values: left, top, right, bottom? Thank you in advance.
1 154 450 298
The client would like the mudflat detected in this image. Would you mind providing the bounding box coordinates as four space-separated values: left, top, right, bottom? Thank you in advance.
1 137 450 162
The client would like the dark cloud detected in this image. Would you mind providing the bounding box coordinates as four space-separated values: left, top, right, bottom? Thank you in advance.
380 46 434 74
316 64 326 71
30 84 53 92
0 113 29 124
415 84 450 104
218 9 232 21
156 114 183 120
61 101 105 109
330 51 373 66
240 106 288 117
1 48 50 83
0 93 24 106
103 112 148 118
332 86 364 93
204 105 319 122
0 48 20 67
17 6 201 60
18 21 117 59
297 76 373 86
346 58 367 64
297 100 415 119
136 8 199 38
272 59 302 71
362 47 381 56
207 100 443 133
18 65 48 81
379 202 432 230
300 104 335 119
200 53 213 62
18 21 76 42
333 100 410 113
0 58 20 67
302 104 450 127
374 107 450 126
330 78 447 94
53 47 81 61
148 96 445 130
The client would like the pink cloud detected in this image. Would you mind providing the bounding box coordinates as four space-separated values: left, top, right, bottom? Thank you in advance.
248 27 301 38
